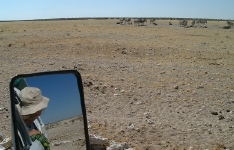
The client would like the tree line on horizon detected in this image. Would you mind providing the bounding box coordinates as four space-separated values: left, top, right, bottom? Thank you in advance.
0 17 233 22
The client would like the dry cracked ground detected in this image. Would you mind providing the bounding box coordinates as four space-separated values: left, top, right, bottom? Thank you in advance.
0 19 234 150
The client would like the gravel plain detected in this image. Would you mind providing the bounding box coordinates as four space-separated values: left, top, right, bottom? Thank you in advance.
0 19 234 149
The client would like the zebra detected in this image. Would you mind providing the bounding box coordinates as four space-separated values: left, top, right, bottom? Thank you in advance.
222 26 231 29
227 21 233 27
134 19 147 26
140 19 147 26
196 20 207 27
133 19 139 25
195 20 200 26
119 18 126 25
125 18 132 25
120 18 125 22
179 20 183 27
150 19 155 24
179 20 187 27
200 20 207 27
191 20 195 27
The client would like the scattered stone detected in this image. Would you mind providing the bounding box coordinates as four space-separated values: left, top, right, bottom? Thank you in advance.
107 141 131 150
147 119 154 124
196 85 204 89
0 132 11 149
218 115 225 120
121 51 127 54
49 62 55 65
144 112 151 119
136 101 142 105
157 91 161 95
53 142 61 146
135 128 140 132
84 81 93 87
128 123 135 130
174 85 179 89
89 134 109 145
208 129 212 134
101 86 107 94
188 147 193 150
120 90 125 93
211 111 218 115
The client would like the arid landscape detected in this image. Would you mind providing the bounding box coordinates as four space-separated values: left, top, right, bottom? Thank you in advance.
0 19 234 149
45 115 86 150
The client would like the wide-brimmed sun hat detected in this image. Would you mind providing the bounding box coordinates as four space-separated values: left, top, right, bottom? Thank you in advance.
17 87 49 115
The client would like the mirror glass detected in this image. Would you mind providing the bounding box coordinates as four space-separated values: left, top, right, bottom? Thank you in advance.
10 71 89 150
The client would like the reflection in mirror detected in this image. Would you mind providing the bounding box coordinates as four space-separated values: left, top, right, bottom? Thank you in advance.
10 71 89 150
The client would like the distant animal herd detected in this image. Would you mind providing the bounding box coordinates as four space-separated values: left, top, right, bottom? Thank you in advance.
116 18 234 29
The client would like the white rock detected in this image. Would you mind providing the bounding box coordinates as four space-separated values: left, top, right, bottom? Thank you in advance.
136 101 142 105
89 134 108 145
128 123 135 130
144 112 151 118
0 145 5 150
147 119 154 124
107 141 130 150
0 132 11 150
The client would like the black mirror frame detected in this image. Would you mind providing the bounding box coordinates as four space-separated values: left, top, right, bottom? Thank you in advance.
9 70 90 150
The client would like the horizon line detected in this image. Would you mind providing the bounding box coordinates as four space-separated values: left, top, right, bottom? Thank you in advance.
0 17 233 22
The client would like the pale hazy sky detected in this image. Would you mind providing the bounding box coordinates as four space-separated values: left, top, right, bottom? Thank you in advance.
1 0 234 21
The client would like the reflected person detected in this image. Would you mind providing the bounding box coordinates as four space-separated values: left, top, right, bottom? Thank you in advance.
16 87 50 150
13 78 28 90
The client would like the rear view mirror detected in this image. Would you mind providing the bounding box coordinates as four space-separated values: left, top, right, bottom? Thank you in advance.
9 70 90 150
